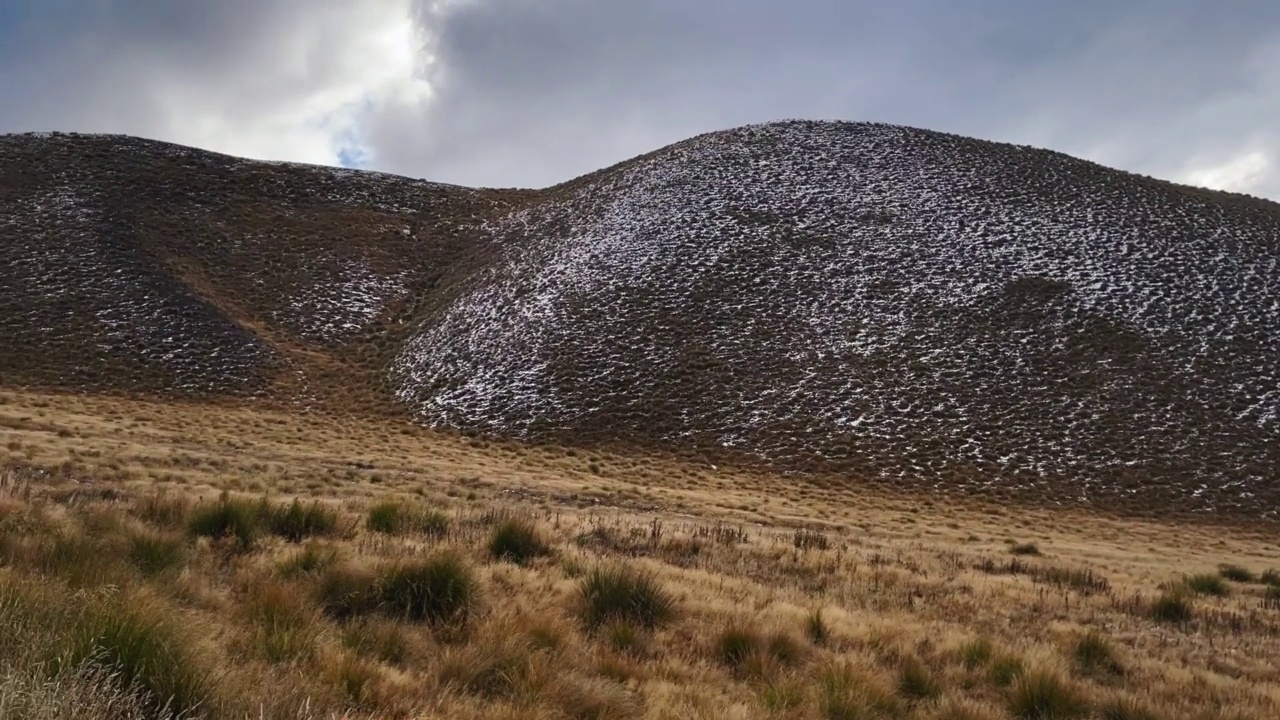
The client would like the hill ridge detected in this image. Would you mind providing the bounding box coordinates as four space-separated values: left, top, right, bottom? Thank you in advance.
2 122 1278 518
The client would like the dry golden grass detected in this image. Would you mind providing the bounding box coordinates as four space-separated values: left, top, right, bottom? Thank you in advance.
1 389 1279 719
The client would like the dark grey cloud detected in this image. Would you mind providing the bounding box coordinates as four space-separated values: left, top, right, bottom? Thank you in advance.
1 0 1277 198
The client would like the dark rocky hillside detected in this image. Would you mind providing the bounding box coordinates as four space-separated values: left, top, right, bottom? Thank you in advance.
0 133 522 405
3 122 1278 517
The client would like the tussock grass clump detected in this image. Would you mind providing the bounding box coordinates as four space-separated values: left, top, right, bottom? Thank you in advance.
341 618 410 666
1184 573 1229 597
1260 569 1280 587
1148 592 1193 623
132 493 191 530
60 595 212 718
244 583 319 664
277 541 340 578
578 565 676 631
0 662 156 720
187 495 259 550
365 501 406 535
316 563 379 620
807 608 831 646
437 633 542 700
715 625 760 670
324 651 380 706
897 654 941 701
988 654 1026 688
1010 542 1041 556
488 517 552 565
1007 667 1088 719
923 698 1006 720
817 661 902 720
1071 631 1124 678
794 529 831 551
377 553 479 627
552 676 640 720
365 500 449 538
26 532 122 586
711 625 803 677
125 528 186 577
1217 564 1255 583
960 637 995 671
1098 694 1165 720
263 499 339 543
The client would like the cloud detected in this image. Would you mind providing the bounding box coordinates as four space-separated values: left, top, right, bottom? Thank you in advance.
0 0 430 167
1 0 1278 199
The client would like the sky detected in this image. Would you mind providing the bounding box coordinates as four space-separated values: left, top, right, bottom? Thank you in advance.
1 1 1278 199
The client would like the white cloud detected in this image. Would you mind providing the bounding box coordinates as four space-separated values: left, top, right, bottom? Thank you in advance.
1181 150 1272 195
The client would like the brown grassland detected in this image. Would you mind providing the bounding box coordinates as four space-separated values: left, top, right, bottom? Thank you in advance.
1 388 1278 719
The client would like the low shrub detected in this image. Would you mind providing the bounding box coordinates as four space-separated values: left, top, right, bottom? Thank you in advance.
1010 542 1041 556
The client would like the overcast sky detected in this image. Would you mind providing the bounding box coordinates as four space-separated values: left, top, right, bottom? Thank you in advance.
1 1 1277 199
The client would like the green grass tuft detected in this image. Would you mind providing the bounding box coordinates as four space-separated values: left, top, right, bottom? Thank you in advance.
263 499 339 543
1148 592 1193 623
897 654 941 701
365 500 449 538
807 608 831 646
316 563 379 620
716 625 759 670
1007 667 1088 720
960 637 995 671
487 517 552 565
187 495 259 550
817 662 902 720
988 655 1025 688
125 528 186 577
377 553 479 628
578 565 676 631
63 596 212 718
1072 631 1124 678
1217 564 1255 583
1184 573 1229 597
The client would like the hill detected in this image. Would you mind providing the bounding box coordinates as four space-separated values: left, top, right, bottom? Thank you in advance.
2 122 1278 518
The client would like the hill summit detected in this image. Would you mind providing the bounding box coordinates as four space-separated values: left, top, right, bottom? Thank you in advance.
2 121 1278 517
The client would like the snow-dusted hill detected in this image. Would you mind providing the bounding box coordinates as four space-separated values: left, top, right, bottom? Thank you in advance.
392 121 1280 515
3 122 1278 516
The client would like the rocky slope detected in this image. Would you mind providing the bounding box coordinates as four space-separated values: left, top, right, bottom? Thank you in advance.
2 122 1278 516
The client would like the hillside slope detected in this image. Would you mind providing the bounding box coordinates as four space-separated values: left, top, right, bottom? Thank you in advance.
3 122 1279 516
0 132 525 405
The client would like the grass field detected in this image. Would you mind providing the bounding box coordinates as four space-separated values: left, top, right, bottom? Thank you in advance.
2 388 1279 719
